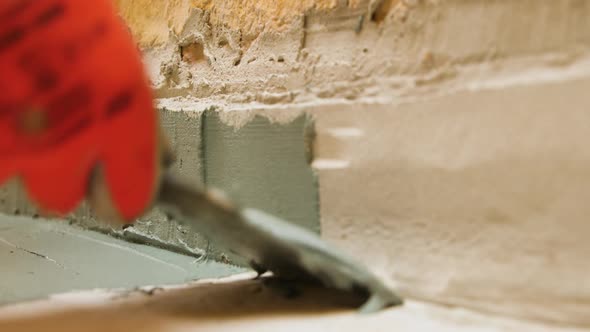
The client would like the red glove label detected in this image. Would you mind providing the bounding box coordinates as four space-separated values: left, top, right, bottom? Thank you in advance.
0 0 158 221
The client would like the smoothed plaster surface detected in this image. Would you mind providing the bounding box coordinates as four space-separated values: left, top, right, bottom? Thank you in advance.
0 215 241 304
310 77 590 326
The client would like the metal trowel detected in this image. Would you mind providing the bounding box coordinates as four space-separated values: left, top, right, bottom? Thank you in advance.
156 173 403 313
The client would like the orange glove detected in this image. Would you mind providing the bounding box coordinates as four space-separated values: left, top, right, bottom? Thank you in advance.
0 0 162 222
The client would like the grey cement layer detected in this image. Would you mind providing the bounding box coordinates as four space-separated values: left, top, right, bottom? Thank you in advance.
0 108 320 264
0 108 211 259
78 108 320 263
0 179 38 218
69 108 211 259
203 111 319 233
0 214 243 305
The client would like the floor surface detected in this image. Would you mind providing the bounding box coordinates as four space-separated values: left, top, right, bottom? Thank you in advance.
0 215 241 304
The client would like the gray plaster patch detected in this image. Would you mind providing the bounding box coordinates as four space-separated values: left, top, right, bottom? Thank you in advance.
202 111 319 233
0 179 38 217
0 108 320 265
68 108 212 259
0 214 243 305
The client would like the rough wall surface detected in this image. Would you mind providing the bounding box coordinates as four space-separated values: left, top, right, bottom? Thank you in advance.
118 0 590 106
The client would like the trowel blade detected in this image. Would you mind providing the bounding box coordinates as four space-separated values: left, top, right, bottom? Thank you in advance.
157 173 403 312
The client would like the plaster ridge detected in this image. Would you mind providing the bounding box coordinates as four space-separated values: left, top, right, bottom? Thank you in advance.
156 47 590 128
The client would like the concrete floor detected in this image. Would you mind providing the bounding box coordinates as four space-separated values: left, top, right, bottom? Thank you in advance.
0 215 242 304
0 275 585 332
